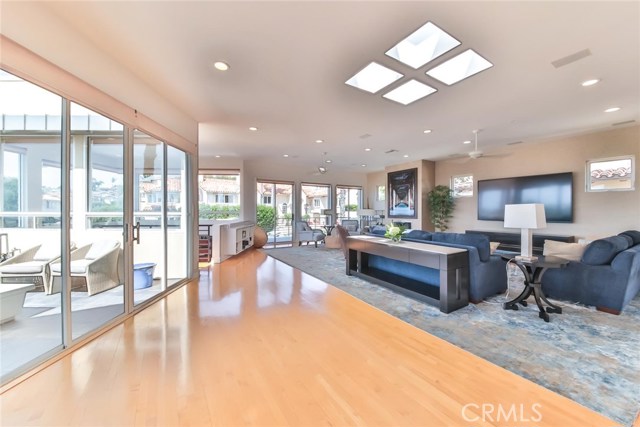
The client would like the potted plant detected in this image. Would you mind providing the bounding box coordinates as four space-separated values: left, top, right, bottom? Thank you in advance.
427 185 455 231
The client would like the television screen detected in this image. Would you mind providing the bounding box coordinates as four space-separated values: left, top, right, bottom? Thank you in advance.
477 172 573 222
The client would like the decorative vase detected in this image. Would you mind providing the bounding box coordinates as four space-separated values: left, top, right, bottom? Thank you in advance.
390 235 402 243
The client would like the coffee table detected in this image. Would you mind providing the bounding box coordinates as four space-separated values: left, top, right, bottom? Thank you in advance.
501 255 568 322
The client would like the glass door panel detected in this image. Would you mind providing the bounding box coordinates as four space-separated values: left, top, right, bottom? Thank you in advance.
336 185 362 223
0 70 64 380
166 145 188 287
133 131 165 305
256 180 294 247
300 183 331 230
69 102 124 340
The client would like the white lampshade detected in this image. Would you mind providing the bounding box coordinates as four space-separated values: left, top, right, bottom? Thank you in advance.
504 204 547 229
504 204 547 261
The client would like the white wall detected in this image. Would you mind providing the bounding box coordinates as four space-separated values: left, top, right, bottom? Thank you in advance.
435 125 640 239
0 2 197 146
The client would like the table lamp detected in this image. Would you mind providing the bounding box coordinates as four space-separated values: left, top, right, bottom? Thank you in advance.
503 204 547 262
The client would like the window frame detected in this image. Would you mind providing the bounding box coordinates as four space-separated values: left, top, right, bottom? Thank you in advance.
451 174 474 198
586 155 635 192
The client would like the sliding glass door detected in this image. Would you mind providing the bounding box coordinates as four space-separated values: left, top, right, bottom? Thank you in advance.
336 185 362 223
0 69 195 384
256 180 295 247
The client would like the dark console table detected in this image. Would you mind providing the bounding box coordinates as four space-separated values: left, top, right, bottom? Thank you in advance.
466 230 575 255
346 235 469 313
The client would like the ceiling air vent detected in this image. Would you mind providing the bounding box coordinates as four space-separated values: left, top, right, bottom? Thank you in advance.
551 49 591 68
612 120 636 126
385 149 398 154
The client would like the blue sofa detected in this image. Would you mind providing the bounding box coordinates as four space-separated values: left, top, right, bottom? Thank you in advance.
541 230 640 314
368 227 507 303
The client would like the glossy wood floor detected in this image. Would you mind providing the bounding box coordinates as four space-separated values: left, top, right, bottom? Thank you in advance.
1 249 614 426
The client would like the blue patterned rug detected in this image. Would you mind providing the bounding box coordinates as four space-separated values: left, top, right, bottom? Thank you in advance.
264 246 640 426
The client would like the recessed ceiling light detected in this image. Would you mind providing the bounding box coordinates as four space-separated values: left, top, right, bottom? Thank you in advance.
423 129 432 134
383 79 437 105
605 107 621 113
581 79 600 87
283 154 289 158
249 126 258 131
325 159 332 163
403 154 409 158
214 61 229 71
315 139 324 143
361 164 367 167
386 21 461 69
215 155 221 158
426 49 493 85
463 140 472 144
345 62 403 94
364 148 372 151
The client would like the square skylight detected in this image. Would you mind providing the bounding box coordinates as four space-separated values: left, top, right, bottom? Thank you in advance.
385 22 461 69
345 62 403 93
426 49 493 85
383 79 437 105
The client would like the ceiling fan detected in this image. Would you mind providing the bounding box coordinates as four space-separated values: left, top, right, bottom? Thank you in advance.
451 129 509 162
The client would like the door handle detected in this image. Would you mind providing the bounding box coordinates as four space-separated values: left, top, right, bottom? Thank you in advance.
132 221 141 245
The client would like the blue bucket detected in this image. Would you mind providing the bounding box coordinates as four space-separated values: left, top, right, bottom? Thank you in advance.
133 262 156 289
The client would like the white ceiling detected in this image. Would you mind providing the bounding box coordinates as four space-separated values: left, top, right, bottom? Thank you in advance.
43 1 639 172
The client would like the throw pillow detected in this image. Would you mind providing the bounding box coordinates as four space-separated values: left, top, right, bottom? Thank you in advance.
542 240 587 262
490 242 500 254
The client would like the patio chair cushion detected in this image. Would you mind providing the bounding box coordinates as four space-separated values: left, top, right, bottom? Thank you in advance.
85 240 119 260
50 259 93 274
33 245 61 261
0 261 47 274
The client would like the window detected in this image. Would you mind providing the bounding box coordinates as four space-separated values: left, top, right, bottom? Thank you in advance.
262 195 272 205
586 156 635 192
198 171 240 219
377 185 386 201
452 174 473 197
301 183 331 227
336 185 362 222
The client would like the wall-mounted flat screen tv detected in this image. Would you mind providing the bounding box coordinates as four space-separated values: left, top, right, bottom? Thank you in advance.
477 172 573 222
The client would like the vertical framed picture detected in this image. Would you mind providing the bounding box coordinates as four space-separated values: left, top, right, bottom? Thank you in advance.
387 168 417 218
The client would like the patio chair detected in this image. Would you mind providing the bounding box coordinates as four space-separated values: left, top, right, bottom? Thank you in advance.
341 219 359 233
0 243 68 289
49 240 122 296
295 221 326 248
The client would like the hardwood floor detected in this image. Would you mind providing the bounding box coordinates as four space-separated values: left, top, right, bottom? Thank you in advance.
0 249 614 426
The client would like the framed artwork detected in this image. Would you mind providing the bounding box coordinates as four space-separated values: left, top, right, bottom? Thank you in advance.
387 168 417 218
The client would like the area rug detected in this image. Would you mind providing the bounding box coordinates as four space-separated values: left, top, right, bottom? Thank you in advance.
264 246 640 426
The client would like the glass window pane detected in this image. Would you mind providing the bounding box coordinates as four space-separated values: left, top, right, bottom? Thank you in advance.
0 69 63 382
198 172 240 220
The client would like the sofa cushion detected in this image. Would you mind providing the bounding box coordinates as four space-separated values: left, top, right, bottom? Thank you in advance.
405 230 432 241
619 230 640 246
369 225 387 235
432 232 490 262
618 234 634 248
581 236 630 265
543 240 587 262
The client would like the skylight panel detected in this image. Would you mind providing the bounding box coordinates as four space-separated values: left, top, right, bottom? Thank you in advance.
345 62 403 94
383 80 437 105
426 49 493 85
386 22 461 69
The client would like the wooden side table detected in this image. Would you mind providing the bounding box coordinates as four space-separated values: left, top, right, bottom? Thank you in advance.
501 255 568 322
